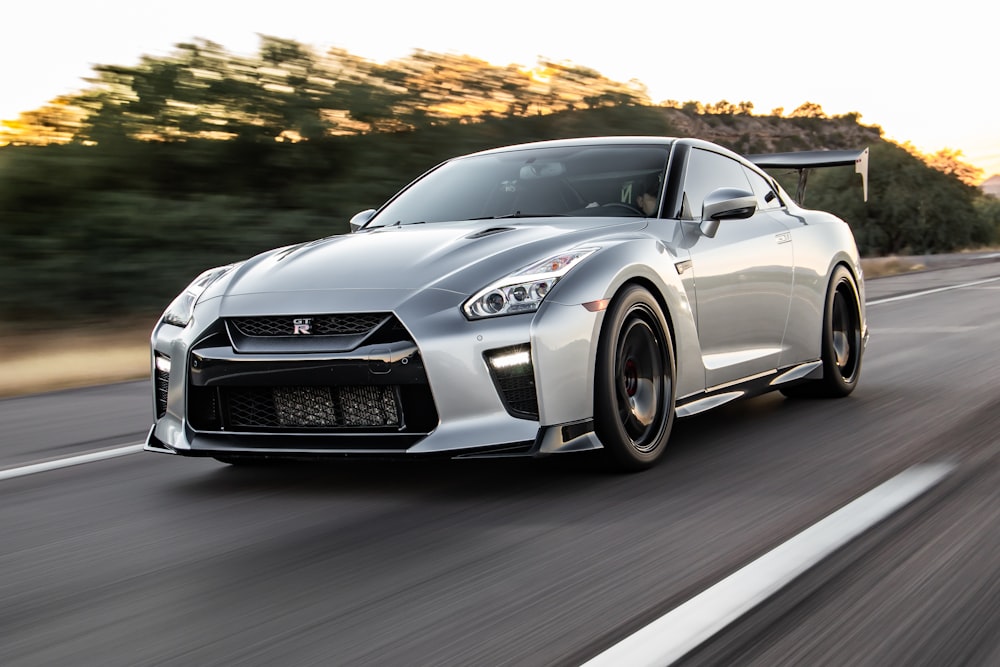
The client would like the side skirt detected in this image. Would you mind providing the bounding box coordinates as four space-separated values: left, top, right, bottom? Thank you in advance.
676 360 822 418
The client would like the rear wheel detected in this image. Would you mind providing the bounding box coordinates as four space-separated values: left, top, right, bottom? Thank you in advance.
782 266 862 398
594 285 675 471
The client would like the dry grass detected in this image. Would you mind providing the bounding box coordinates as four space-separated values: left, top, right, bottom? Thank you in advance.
0 256 933 399
860 256 926 278
0 322 152 398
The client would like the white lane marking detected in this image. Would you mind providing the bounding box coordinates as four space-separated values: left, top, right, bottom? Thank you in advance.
867 276 1000 306
872 326 979 334
581 462 955 667
0 443 144 482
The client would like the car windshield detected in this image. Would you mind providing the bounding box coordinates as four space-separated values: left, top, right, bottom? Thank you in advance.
366 144 671 227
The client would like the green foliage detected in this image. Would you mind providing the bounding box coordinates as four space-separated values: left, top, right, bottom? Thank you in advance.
973 195 1000 244
33 39 651 145
0 33 995 325
806 142 991 255
0 106 680 323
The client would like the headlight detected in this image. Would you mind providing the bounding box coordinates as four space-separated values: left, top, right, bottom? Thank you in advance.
463 248 598 319
161 264 241 327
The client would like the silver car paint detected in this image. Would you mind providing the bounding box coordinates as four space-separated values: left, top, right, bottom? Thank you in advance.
148 136 867 459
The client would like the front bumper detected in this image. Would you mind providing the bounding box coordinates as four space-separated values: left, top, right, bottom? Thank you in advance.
146 289 605 460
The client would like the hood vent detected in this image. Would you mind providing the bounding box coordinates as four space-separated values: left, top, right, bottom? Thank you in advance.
466 227 515 240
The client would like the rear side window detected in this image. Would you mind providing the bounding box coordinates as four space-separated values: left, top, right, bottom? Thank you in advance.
680 149 752 220
743 167 783 210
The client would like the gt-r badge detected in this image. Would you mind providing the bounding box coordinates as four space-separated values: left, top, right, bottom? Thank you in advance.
292 318 313 334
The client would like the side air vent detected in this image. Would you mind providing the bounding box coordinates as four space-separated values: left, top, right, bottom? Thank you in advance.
484 344 538 420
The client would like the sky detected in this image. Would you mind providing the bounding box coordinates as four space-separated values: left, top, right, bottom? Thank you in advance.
2 0 997 178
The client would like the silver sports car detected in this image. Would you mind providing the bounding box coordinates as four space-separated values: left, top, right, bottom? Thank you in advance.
146 136 869 471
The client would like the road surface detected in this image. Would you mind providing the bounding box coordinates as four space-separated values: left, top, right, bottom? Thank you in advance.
1 261 998 665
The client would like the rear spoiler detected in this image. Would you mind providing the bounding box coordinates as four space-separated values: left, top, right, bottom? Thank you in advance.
746 148 869 205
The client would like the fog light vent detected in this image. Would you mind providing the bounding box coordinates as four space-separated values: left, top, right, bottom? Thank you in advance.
485 344 538 420
154 353 170 418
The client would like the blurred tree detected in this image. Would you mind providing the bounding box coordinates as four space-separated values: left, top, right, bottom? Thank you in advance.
682 100 705 114
924 148 984 186
705 100 736 114
789 101 827 118
2 105 996 324
12 38 657 146
973 195 1000 244
0 96 86 145
808 142 985 255
4 37 997 325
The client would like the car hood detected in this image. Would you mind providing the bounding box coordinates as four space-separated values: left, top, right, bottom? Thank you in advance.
216 218 647 301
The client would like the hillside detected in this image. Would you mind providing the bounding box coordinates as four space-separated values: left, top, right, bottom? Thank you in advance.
982 174 1000 197
0 102 996 326
639 107 881 155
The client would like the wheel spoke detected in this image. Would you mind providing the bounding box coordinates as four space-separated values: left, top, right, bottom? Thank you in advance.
613 317 664 448
831 287 857 374
832 331 850 367
596 289 675 469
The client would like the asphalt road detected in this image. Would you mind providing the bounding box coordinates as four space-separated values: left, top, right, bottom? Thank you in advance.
1 261 999 666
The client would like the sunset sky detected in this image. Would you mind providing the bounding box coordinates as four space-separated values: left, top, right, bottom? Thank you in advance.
3 0 997 178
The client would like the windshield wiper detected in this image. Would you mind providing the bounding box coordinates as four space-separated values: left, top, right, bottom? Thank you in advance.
470 212 567 220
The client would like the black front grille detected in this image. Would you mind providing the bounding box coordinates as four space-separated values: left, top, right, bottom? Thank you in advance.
186 318 439 439
224 385 400 429
229 314 387 337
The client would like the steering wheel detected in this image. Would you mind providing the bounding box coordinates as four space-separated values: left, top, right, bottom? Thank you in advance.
600 202 645 216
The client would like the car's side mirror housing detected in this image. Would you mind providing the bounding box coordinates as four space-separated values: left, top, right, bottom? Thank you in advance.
349 209 377 233
699 188 757 238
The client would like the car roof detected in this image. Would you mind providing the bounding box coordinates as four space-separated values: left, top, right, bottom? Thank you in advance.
458 136 768 179
460 136 755 168
464 136 678 158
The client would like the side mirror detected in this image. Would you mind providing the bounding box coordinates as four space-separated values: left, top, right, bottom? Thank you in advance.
699 188 757 238
349 209 377 233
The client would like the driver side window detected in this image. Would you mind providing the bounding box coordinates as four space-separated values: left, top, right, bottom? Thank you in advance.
681 149 752 220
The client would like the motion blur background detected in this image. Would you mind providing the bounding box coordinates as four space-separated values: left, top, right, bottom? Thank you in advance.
1 0 998 392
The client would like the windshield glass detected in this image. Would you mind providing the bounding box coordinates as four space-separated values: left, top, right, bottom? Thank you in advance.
367 144 671 227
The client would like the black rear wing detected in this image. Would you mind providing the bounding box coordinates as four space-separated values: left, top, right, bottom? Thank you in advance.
746 148 869 205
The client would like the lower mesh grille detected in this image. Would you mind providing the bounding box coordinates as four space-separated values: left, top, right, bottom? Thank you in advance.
494 374 538 417
225 386 400 429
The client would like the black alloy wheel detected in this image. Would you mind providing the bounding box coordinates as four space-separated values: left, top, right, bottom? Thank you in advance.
595 285 675 471
782 265 863 398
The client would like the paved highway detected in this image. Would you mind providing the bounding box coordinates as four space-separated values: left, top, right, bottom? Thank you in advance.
1 261 998 665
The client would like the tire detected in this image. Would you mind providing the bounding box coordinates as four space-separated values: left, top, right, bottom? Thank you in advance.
781 265 863 398
594 285 675 471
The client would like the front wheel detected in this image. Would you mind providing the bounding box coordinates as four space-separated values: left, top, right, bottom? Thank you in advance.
782 265 863 398
594 285 675 471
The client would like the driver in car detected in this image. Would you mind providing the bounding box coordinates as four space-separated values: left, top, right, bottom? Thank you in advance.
636 175 661 217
